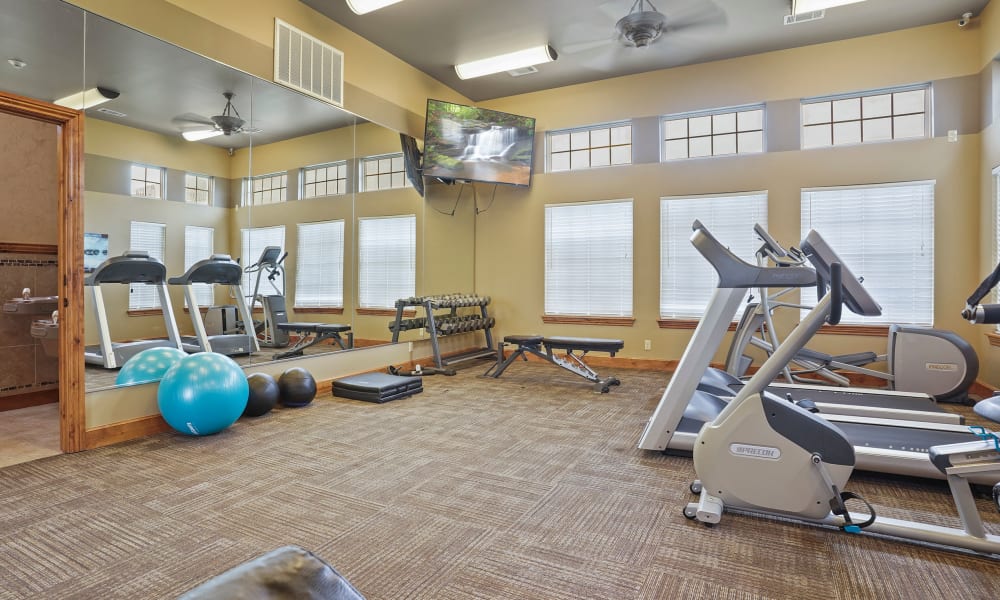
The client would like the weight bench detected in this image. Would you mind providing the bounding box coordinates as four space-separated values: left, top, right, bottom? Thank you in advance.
273 322 353 360
485 334 624 393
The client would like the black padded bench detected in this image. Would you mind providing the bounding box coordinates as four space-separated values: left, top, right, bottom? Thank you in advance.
485 334 624 393
332 372 423 404
274 322 353 360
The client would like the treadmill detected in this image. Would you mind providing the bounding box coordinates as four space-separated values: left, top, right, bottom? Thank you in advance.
84 251 184 369
637 222 988 483
168 254 259 356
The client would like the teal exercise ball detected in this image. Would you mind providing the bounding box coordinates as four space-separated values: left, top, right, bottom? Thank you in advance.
157 352 249 436
116 347 187 385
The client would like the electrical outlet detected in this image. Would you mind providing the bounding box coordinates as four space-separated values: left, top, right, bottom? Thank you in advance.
644 339 652 351
948 129 958 142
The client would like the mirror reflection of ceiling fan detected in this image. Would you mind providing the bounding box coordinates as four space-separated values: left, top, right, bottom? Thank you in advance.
174 92 261 141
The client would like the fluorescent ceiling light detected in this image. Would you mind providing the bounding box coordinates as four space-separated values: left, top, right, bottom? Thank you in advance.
346 0 404 15
53 86 119 110
793 0 866 14
455 45 557 80
182 129 223 141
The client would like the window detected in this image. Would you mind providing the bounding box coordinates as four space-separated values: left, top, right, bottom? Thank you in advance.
547 122 632 172
660 193 768 318
360 153 407 192
358 215 415 309
183 226 215 307
302 161 348 198
801 84 929 149
128 221 166 310
245 172 288 206
241 226 286 298
130 164 163 198
801 181 934 325
544 200 633 317
661 106 764 161
184 173 212 205
295 220 345 308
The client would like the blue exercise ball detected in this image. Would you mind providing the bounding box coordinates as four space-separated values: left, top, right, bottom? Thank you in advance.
116 347 187 385
157 352 249 436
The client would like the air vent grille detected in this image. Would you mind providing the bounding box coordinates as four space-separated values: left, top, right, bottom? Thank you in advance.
274 19 344 106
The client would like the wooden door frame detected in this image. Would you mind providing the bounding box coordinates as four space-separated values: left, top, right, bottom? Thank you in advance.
0 91 85 452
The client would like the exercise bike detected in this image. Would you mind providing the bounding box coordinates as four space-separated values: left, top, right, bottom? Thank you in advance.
241 246 290 348
685 225 1000 557
725 224 978 403
963 260 1000 422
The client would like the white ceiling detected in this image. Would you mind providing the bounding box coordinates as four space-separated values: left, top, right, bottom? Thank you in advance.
302 0 991 101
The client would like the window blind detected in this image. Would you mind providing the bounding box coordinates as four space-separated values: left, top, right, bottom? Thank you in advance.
358 215 415 308
241 226 286 298
295 220 345 308
183 226 215 307
801 181 935 325
544 200 633 317
128 221 166 310
660 193 768 318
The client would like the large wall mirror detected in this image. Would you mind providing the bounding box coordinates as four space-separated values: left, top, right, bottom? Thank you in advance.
1 0 476 452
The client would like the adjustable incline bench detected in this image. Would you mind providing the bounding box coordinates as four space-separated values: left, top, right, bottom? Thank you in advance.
273 322 353 360
485 334 624 393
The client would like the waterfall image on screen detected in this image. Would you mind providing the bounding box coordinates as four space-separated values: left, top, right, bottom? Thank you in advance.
422 99 536 187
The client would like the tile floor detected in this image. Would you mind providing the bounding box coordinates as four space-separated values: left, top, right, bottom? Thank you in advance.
0 402 60 468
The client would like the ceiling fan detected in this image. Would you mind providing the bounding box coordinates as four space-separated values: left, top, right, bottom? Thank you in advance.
561 0 727 67
175 92 259 141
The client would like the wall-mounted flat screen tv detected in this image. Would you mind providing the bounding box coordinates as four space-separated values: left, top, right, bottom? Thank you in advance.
422 99 536 187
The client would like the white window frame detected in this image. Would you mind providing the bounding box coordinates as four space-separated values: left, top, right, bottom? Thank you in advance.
128 221 166 310
184 173 213 205
546 121 632 172
801 181 935 326
801 83 930 149
130 163 164 199
241 226 286 298
544 199 633 317
360 153 407 192
294 220 345 309
183 225 215 308
244 172 288 206
659 192 768 319
661 105 765 161
358 215 416 309
302 161 349 199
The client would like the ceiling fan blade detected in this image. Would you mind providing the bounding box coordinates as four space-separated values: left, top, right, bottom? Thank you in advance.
171 112 216 127
562 37 616 55
663 0 727 34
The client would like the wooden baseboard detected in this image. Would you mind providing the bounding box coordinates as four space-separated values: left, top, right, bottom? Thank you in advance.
0 388 59 412
84 414 171 450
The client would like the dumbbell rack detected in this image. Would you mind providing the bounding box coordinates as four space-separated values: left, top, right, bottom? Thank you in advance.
389 294 496 369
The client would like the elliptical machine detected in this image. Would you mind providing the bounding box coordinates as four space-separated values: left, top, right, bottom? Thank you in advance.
242 246 290 348
684 223 1000 557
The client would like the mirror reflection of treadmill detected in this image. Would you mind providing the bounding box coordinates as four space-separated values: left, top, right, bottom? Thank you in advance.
168 254 259 356
84 251 184 369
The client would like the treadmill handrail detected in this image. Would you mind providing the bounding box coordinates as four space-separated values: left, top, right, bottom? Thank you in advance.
691 220 817 289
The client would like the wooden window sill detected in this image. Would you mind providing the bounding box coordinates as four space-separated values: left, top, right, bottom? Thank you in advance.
357 307 416 317
986 332 1000 348
816 324 890 337
541 315 635 326
657 319 737 331
126 309 166 317
293 307 345 315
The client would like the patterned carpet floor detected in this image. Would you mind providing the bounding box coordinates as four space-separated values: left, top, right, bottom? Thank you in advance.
1 363 999 599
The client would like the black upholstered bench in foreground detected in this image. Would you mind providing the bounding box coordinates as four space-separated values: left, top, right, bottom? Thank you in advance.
485 334 624 393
